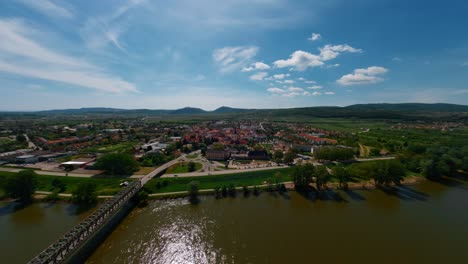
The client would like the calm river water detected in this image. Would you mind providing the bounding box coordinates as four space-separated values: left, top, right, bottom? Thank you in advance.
88 180 468 264
1 179 468 264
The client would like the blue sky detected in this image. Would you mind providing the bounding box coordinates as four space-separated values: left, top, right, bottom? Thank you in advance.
1 0 468 110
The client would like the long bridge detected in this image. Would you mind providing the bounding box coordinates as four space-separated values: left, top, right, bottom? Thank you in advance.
29 158 182 264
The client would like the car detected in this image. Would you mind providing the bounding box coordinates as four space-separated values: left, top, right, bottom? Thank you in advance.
119 181 129 187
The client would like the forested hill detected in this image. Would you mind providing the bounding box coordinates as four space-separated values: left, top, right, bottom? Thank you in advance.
2 103 468 121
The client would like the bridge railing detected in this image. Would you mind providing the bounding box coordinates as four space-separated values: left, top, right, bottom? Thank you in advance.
29 180 141 264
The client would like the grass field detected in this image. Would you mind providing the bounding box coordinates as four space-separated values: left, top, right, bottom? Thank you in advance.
83 141 138 154
185 154 198 159
166 162 202 174
144 167 294 193
0 171 129 196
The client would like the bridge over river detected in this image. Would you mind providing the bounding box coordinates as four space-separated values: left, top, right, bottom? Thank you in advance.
29 158 181 264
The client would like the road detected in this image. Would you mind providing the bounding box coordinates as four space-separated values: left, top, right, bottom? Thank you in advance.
161 165 290 178
24 134 41 150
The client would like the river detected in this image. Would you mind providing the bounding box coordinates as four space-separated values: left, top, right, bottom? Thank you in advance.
88 179 468 264
0 202 92 263
2 179 468 264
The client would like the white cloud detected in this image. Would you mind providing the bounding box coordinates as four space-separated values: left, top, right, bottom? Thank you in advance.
250 71 268 81
283 92 300 97
312 91 322 96
337 66 388 86
284 79 295 84
392 57 402 62
303 91 310 96
273 73 290 79
319 44 362 61
267 87 286 94
274 44 361 71
324 91 335 95
0 19 137 93
273 50 323 71
194 74 206 81
18 0 73 19
307 85 322 90
325 63 340 68
304 80 316 84
297 77 305 81
308 33 321 41
288 87 304 92
213 46 259 73
242 61 270 72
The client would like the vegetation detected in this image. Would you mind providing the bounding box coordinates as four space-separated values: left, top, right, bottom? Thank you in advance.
0 171 127 196
314 147 355 161
94 153 140 176
187 181 199 204
145 168 294 193
166 162 202 174
71 182 97 205
3 170 37 202
291 164 314 191
348 160 406 186
333 166 351 189
314 165 330 192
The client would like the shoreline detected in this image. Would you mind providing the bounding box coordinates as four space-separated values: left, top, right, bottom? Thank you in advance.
1 175 427 203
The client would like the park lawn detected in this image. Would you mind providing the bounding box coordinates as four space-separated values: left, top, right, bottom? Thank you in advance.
186 154 198 159
145 167 294 193
166 162 202 174
134 167 155 175
0 171 129 196
83 141 138 154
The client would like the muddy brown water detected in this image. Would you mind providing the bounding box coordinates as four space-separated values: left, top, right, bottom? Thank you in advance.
2 179 468 264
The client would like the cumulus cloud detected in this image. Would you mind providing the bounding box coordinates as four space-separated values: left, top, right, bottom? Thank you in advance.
250 71 268 80
273 73 290 79
213 46 258 73
242 61 270 72
307 85 322 90
284 79 295 84
308 33 321 41
273 50 323 71
305 80 316 84
0 19 137 93
267 87 286 94
288 87 303 92
324 91 335 95
274 44 361 71
337 66 388 86
319 44 362 61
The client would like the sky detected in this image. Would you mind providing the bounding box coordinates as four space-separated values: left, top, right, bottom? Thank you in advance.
1 0 468 111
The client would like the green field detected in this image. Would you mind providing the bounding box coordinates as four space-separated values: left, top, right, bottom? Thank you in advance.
82 141 138 154
144 168 294 193
166 162 202 174
0 171 129 196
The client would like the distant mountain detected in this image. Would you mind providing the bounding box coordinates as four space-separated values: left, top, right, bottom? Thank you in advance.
170 107 207 115
3 103 467 121
212 106 250 114
346 103 468 112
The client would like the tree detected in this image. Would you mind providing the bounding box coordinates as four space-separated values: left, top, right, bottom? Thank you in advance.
187 162 197 172
273 150 284 164
95 153 140 176
5 170 37 202
314 166 330 192
228 184 236 197
284 150 296 164
72 182 97 205
188 181 199 204
333 166 350 190
292 164 314 191
51 178 66 192
242 185 249 197
16 134 27 143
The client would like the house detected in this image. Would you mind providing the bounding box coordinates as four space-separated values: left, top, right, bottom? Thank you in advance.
206 150 230 161
248 151 268 160
16 155 38 164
